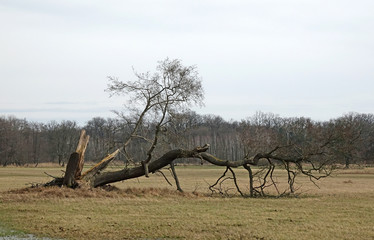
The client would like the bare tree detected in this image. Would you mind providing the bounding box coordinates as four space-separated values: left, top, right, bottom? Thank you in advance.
41 60 337 197
329 113 364 168
46 58 205 189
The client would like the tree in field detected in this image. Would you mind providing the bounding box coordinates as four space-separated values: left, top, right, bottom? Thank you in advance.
329 113 367 168
105 58 204 176
45 58 336 197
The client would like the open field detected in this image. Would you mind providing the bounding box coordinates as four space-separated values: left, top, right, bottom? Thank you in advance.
0 166 374 239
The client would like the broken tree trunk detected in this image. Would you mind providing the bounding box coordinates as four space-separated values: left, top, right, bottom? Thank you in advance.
63 152 80 187
91 148 215 187
62 130 89 187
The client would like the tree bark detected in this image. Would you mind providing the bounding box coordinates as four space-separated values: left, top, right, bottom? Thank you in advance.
243 164 254 197
92 149 192 187
61 130 89 187
90 147 261 187
63 152 80 187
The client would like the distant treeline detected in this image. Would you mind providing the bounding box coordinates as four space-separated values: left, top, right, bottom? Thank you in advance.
1 111 373 167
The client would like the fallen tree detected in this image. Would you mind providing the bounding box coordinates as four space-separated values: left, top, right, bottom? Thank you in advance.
44 58 335 197
46 129 334 197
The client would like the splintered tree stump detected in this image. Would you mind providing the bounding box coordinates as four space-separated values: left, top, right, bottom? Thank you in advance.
75 130 90 179
44 130 90 188
63 152 80 187
63 130 90 187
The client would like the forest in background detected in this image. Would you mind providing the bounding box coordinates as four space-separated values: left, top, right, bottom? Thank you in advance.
1 111 373 168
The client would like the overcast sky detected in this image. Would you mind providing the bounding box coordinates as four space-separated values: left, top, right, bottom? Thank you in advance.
1 0 374 125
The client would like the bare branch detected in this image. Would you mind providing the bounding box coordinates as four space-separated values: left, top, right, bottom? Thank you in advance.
155 170 173 186
169 162 183 192
227 167 244 197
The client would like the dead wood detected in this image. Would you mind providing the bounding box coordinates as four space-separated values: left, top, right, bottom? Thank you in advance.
63 152 79 187
43 128 333 198
80 149 120 185
170 162 183 192
74 130 90 179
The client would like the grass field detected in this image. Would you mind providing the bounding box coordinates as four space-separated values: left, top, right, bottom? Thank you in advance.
0 165 373 239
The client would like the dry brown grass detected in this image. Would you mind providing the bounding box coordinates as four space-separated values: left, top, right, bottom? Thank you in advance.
2 185 201 202
1 166 374 239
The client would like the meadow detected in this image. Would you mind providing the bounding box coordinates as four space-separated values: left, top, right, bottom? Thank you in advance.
0 165 373 239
